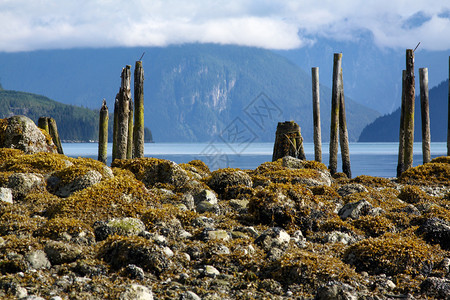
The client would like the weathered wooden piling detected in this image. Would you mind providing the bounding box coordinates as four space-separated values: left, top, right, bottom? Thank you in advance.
419 68 431 164
397 70 407 177
127 100 134 159
403 49 415 171
37 117 49 133
112 96 119 161
48 118 63 154
338 71 351 178
98 99 109 164
38 117 63 154
272 121 306 161
116 65 131 160
329 53 342 175
311 67 322 162
133 60 145 158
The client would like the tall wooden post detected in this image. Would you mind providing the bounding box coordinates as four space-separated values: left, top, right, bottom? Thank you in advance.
312 67 322 162
397 70 407 177
339 71 351 178
133 60 145 158
403 49 415 171
116 65 131 160
98 99 109 164
48 118 63 154
329 53 342 175
272 121 306 161
448 56 450 156
127 100 134 159
419 68 431 164
112 96 119 161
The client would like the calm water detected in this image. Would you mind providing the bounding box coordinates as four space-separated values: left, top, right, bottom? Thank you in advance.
62 142 448 178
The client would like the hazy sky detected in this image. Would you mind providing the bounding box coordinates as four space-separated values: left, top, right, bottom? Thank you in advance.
1 0 449 52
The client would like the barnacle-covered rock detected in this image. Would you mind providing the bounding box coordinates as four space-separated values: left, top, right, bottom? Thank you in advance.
0 115 57 154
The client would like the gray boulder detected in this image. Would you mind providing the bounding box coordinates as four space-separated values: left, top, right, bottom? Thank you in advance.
44 241 84 265
0 187 13 204
119 284 153 300
417 217 450 250
420 277 450 299
255 227 290 251
25 250 51 270
47 169 103 197
0 115 57 154
337 183 368 197
8 173 45 200
338 199 382 220
315 281 358 300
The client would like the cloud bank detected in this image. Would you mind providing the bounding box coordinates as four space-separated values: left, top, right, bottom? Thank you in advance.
0 0 449 52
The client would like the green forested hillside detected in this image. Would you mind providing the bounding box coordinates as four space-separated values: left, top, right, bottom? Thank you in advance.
358 79 449 142
0 90 100 141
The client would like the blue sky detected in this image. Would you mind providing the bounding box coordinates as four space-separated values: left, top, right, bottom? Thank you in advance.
1 0 450 52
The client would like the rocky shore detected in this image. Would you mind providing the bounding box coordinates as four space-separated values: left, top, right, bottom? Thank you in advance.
0 116 450 299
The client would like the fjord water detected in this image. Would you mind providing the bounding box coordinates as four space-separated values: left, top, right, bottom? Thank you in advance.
62 142 447 178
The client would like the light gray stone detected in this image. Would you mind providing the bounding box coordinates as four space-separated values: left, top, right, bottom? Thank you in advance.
120 284 153 300
0 187 13 204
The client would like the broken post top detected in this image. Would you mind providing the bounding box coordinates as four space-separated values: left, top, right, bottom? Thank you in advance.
406 49 414 77
100 99 108 111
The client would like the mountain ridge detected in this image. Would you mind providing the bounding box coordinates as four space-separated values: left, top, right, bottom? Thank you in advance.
0 44 380 142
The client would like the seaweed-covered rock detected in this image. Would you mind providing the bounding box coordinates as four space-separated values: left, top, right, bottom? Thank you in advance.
337 183 368 197
248 183 316 228
98 236 173 275
315 281 358 300
207 168 252 196
338 199 381 220
112 158 190 189
399 161 450 185
344 234 442 276
254 227 290 251
7 173 45 200
44 241 83 265
417 217 450 250
281 156 332 186
420 277 450 298
102 217 146 238
0 115 57 154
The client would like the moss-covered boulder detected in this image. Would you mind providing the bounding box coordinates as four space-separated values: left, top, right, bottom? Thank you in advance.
0 115 57 154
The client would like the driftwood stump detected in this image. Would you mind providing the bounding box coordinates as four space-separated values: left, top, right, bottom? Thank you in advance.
272 121 306 161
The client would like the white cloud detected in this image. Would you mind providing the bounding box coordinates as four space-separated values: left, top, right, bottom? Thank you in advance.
0 0 449 52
